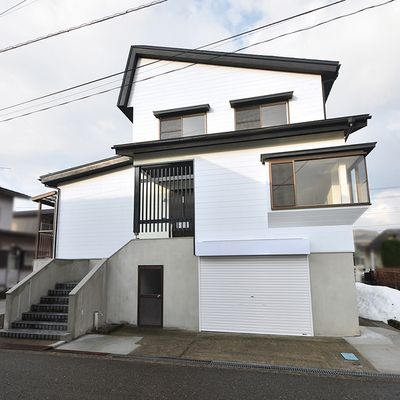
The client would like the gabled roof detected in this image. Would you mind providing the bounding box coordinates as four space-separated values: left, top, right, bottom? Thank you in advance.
117 45 340 122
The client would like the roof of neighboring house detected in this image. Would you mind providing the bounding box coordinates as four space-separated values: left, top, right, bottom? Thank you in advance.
113 114 371 157
117 45 341 122
0 187 30 199
367 229 400 250
13 209 54 218
40 155 132 187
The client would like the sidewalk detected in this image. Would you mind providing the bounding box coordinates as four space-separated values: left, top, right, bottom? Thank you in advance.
1 298 399 376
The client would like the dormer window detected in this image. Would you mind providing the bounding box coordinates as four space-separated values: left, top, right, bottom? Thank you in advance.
154 104 210 139
230 92 292 131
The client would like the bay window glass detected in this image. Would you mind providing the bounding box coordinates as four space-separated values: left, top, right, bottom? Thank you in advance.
271 155 369 209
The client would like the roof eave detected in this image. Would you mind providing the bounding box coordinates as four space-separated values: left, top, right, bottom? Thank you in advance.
112 114 371 157
40 156 133 187
117 45 341 121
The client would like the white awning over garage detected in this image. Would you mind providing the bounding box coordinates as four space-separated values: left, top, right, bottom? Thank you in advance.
199 255 314 336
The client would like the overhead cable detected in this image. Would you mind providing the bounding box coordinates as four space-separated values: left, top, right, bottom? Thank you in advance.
0 0 348 115
0 0 168 54
1 0 396 122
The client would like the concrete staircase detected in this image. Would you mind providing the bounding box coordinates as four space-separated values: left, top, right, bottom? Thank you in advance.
0 282 78 341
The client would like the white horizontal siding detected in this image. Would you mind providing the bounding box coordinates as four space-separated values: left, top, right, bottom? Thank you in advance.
199 256 313 336
134 136 356 252
56 166 135 259
129 58 325 142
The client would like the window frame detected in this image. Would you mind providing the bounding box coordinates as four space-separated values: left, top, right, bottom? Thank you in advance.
269 152 371 210
153 104 210 140
234 101 289 131
159 112 208 139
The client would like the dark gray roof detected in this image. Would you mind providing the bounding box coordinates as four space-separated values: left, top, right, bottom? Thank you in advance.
117 45 340 122
40 156 132 187
367 229 400 250
0 187 30 199
113 114 371 157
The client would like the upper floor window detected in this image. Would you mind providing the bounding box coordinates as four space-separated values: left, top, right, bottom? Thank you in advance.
235 103 288 130
230 92 292 131
261 143 375 210
154 104 210 140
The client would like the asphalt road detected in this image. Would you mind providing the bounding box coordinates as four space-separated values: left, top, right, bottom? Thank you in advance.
0 350 399 399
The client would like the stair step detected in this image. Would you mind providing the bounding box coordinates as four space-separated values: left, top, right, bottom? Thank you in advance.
12 321 68 331
22 312 68 322
48 289 71 296
31 304 69 313
0 328 71 341
40 296 69 305
55 282 79 290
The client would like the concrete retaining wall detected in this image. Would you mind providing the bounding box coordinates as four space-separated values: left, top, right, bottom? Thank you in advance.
106 237 199 331
309 252 360 337
5 259 96 329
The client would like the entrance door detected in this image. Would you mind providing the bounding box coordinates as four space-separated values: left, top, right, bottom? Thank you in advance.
138 266 163 327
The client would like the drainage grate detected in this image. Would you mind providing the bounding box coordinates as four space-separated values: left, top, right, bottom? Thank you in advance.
111 355 400 380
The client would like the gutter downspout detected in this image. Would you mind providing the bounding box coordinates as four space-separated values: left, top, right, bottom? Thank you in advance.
52 188 60 259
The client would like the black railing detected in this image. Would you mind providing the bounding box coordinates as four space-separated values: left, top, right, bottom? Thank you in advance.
134 161 194 237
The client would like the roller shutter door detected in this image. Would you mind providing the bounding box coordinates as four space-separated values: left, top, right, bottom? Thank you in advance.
199 256 313 336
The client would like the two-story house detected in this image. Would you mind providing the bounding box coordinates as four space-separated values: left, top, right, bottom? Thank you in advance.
3 46 375 339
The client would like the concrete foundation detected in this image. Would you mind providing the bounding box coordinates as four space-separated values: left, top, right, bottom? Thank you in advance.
309 252 359 337
106 237 199 331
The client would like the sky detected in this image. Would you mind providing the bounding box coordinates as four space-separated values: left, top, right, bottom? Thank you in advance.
0 0 399 231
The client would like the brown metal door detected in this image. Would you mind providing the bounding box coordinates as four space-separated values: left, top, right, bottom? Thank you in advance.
138 266 163 327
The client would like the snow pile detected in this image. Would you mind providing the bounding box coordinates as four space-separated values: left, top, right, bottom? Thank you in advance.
356 282 400 323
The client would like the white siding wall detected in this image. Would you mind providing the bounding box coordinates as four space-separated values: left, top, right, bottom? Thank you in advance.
134 132 356 254
56 166 135 259
129 58 325 143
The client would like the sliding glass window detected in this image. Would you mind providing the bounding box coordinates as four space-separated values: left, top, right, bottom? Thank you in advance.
271 155 370 209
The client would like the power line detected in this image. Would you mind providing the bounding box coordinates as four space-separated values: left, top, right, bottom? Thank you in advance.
0 0 348 115
1 0 395 122
0 0 27 17
0 0 39 19
0 0 168 54
235 0 396 53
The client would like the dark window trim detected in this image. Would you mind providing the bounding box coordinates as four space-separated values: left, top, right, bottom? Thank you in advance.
261 142 376 165
230 91 293 108
153 104 210 119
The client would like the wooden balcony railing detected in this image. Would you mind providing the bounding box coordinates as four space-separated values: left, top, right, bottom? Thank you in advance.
36 230 53 258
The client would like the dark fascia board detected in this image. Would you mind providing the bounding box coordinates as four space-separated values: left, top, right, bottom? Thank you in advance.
40 156 133 187
230 92 293 108
0 229 36 239
154 104 210 119
13 209 54 218
0 187 30 199
117 45 340 122
112 114 371 157
261 142 376 164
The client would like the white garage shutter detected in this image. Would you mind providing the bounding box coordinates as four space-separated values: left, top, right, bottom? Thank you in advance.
199 256 313 336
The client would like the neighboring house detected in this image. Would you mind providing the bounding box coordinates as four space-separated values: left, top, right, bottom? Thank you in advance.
365 229 400 270
353 229 379 282
7 46 376 337
12 207 55 260
0 187 35 292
